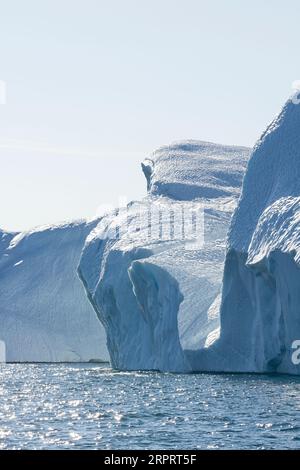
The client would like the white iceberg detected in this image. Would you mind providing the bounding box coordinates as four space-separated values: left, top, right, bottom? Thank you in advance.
0 221 108 362
205 96 300 374
79 141 250 371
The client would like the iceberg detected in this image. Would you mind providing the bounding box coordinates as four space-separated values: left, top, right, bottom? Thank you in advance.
203 97 300 374
79 141 250 371
0 221 108 362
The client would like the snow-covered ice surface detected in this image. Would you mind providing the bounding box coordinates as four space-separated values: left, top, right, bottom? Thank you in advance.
204 97 300 374
142 140 248 200
79 141 250 371
0 221 108 362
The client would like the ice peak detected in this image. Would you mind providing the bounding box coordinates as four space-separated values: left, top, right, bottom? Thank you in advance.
230 97 300 252
141 140 250 201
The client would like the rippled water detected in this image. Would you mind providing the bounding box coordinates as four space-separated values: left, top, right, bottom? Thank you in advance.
0 364 299 449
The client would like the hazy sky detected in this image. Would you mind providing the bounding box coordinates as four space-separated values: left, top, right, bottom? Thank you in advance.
1 0 299 231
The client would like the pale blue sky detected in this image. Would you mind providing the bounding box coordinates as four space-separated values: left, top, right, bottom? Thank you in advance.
1 0 299 231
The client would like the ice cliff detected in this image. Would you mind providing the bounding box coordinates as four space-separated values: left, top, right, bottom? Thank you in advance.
203 97 300 374
79 141 250 371
0 221 108 362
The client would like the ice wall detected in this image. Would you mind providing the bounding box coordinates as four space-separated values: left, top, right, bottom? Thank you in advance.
79 141 250 371
0 221 108 362
208 97 300 374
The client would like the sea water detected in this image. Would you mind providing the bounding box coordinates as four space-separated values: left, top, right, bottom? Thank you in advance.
0 364 299 449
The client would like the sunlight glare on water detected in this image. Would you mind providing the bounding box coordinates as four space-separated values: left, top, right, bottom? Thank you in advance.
0 364 299 449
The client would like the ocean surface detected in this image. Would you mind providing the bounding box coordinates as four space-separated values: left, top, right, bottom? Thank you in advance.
0 363 299 450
